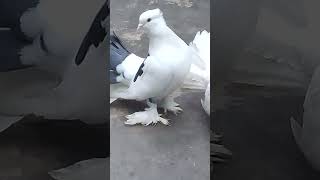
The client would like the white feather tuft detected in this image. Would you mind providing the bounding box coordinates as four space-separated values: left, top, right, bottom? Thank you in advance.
182 30 210 91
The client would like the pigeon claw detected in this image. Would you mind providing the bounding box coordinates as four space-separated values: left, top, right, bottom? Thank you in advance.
162 103 183 115
124 106 169 126
170 106 183 116
159 117 170 125
159 95 183 116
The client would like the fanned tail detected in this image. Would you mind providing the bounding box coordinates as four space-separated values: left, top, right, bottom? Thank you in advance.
189 30 210 71
182 30 211 92
181 72 208 92
190 30 210 63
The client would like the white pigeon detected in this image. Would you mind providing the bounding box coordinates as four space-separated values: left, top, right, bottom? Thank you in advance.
109 30 210 104
112 8 205 126
0 1 108 133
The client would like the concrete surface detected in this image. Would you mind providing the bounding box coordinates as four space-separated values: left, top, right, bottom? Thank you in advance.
110 0 210 56
111 96 210 180
110 1 210 179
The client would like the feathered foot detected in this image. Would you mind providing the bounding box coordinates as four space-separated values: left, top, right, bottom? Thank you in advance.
124 101 169 126
160 95 183 115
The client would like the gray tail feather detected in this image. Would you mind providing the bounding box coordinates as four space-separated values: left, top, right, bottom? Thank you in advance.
110 32 130 69
110 32 131 83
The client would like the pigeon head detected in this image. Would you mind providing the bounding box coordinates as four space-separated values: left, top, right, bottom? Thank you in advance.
137 8 166 32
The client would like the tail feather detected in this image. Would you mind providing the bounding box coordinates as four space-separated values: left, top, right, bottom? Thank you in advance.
186 30 210 90
189 44 206 70
189 30 210 71
181 72 208 92
180 30 211 92
110 32 130 69
191 30 210 62
110 32 132 83
201 84 210 115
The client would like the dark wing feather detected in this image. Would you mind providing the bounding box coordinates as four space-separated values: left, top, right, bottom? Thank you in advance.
75 0 109 65
133 54 149 82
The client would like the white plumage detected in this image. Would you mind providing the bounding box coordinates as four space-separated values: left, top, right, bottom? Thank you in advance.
201 83 210 115
115 53 144 85
110 30 210 104
185 30 210 90
187 30 211 115
111 9 206 126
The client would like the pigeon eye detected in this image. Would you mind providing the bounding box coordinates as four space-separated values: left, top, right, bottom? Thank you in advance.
147 18 151 22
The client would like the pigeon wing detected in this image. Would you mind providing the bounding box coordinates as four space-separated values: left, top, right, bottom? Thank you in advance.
122 55 173 101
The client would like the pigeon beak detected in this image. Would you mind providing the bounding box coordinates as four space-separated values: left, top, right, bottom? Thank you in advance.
136 24 143 31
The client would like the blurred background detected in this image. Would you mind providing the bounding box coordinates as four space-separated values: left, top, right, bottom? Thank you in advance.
213 0 320 179
0 0 108 179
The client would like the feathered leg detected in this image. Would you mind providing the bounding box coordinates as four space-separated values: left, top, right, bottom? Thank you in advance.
124 100 169 126
159 92 183 115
